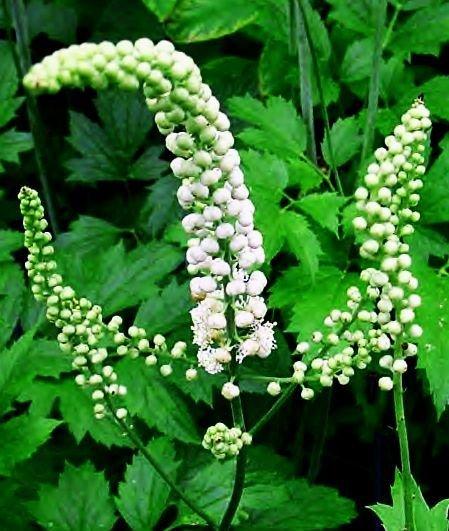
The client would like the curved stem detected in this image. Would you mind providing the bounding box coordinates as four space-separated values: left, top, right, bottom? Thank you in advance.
104 397 217 529
5 0 59 233
298 0 343 195
393 373 415 531
250 383 296 436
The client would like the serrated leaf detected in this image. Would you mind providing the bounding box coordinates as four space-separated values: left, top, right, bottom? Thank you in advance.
66 90 156 182
415 265 449 416
140 177 179 237
322 116 362 168
297 192 347 235
341 38 374 83
0 230 22 261
0 130 33 172
141 0 177 21
176 452 355 528
0 415 60 475
116 437 179 530
242 478 356 529
228 95 307 158
282 211 322 279
135 279 191 336
58 241 183 315
410 226 449 264
416 76 449 122
287 159 325 193
259 39 296 97
327 0 379 34
20 379 131 447
29 462 117 531
166 0 257 42
370 470 449 530
118 358 200 444
390 4 449 56
0 262 25 348
420 134 449 223
0 41 23 128
57 216 122 256
286 267 360 338
240 150 288 260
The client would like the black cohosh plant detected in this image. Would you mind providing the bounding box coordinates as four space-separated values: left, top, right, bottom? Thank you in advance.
19 38 433 530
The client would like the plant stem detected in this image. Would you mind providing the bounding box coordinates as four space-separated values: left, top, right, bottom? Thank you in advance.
6 0 59 233
382 2 402 50
104 397 217 529
290 0 317 165
360 0 387 170
393 372 415 531
298 0 343 195
219 395 247 531
307 388 332 482
250 383 296 436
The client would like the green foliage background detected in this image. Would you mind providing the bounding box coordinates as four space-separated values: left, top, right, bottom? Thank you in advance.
2 0 449 529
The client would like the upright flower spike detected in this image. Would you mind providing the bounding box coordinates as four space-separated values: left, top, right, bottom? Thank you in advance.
23 39 276 378
19 186 179 420
281 99 431 398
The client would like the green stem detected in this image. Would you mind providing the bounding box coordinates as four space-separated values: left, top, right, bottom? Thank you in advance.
307 388 332 482
105 397 217 529
219 396 247 531
298 0 343 195
290 0 317 165
5 0 59 233
360 0 386 169
393 372 415 531
250 383 296 436
382 2 402 50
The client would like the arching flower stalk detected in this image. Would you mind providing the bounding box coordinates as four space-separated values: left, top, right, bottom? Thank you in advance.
262 98 430 400
23 39 276 406
19 186 183 421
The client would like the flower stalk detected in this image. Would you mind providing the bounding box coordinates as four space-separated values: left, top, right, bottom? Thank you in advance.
393 371 415 530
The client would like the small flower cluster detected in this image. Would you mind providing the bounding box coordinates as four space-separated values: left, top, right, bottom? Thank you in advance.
23 39 276 390
202 422 252 460
19 186 183 420
264 99 430 400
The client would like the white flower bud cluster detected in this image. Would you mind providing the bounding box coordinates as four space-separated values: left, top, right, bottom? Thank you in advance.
353 99 429 390
202 422 252 460
19 186 183 419
290 289 370 398
23 39 276 377
274 100 431 400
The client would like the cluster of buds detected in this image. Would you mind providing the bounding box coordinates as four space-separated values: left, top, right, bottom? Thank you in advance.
19 186 186 419
23 39 276 388
263 99 430 400
202 423 252 460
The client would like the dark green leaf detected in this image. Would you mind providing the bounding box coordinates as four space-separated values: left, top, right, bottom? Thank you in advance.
166 0 258 42
29 462 117 531
0 130 33 171
228 95 307 158
118 358 200 444
0 415 60 475
322 116 362 167
141 0 177 21
135 279 191 336
116 437 179 530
